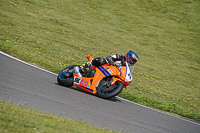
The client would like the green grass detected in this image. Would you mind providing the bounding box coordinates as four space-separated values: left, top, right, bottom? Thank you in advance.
0 101 115 133
0 0 199 123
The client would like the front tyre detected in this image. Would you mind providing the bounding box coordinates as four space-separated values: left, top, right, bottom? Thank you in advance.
57 65 78 87
97 79 123 99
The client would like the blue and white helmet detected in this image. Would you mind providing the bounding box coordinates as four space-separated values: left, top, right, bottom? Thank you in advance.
125 50 139 65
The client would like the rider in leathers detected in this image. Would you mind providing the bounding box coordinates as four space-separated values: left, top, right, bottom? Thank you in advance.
81 50 139 77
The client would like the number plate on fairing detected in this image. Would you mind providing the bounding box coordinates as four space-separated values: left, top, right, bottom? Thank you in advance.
74 77 81 84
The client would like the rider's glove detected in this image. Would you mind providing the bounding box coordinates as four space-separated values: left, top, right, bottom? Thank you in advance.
106 56 115 66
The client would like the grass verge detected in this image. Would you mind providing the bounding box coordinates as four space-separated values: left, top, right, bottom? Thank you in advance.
0 100 115 133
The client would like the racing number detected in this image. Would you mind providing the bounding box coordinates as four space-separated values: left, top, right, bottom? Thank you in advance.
74 77 81 84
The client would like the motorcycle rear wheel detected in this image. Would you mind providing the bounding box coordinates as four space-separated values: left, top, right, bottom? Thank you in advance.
57 65 78 87
97 78 123 99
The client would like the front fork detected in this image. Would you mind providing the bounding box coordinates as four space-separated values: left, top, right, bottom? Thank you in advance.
105 77 114 88
106 77 122 88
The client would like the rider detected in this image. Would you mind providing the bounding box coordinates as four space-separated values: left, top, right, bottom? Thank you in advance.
80 50 139 77
106 50 138 67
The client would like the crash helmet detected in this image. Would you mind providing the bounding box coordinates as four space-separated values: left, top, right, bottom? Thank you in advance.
125 50 138 65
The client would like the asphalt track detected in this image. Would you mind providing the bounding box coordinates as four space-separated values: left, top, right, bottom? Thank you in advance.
0 51 200 133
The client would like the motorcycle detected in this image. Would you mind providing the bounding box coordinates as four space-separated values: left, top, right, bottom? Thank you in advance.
57 56 134 99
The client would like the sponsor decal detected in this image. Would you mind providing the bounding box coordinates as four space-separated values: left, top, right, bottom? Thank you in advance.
74 77 93 92
80 79 88 87
107 69 113 74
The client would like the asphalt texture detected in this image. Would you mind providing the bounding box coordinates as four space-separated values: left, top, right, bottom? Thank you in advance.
0 51 200 133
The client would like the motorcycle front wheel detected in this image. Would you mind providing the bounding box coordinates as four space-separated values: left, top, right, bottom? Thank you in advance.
57 65 78 87
97 78 123 99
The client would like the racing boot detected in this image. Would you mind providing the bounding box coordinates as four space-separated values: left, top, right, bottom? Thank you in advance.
74 66 82 77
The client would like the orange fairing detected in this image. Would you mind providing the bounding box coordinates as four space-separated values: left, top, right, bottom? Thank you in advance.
116 66 132 87
73 57 133 95
119 67 126 80
73 64 121 94
73 73 96 94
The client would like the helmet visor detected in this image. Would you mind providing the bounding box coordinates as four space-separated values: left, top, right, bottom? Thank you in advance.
129 54 137 65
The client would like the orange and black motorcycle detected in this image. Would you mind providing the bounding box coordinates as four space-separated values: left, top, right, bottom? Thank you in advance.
57 56 134 99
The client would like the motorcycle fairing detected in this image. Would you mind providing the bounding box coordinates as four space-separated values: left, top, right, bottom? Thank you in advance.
73 74 95 94
73 64 117 94
97 66 112 77
124 62 132 82
73 63 133 94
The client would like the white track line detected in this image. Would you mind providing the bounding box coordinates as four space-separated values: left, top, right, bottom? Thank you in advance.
0 51 200 126
0 51 57 76
116 96 200 125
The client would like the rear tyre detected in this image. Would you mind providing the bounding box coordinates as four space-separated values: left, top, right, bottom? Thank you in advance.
97 78 123 99
57 65 78 87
